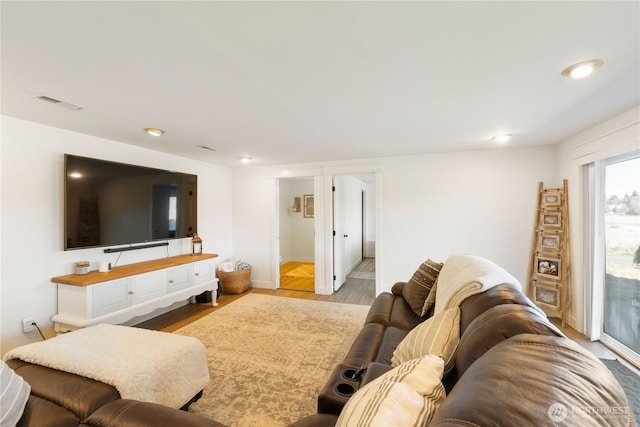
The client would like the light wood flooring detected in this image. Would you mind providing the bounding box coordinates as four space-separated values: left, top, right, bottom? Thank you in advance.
137 260 376 333
279 261 315 292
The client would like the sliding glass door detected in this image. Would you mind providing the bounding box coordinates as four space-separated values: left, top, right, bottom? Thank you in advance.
601 154 640 362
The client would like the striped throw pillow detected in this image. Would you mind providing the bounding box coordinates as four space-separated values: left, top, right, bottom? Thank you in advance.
391 307 460 375
0 361 31 427
403 259 443 317
336 355 446 427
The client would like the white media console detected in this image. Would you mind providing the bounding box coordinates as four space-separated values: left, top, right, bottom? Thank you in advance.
51 254 218 333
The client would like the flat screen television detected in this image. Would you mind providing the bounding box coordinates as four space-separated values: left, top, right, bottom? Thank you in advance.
64 154 197 250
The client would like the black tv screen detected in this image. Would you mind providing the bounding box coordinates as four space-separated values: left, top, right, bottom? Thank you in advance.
64 154 197 250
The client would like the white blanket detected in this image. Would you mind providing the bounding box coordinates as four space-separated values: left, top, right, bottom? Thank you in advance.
4 324 210 409
434 254 522 314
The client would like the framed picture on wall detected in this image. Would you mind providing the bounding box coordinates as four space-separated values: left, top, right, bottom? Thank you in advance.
303 194 314 218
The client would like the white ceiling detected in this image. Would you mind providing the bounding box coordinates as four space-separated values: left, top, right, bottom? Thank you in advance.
2 1 638 167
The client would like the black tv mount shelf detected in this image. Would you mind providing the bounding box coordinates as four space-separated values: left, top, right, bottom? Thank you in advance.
104 241 169 253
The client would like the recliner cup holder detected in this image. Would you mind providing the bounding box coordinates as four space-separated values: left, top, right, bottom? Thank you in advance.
342 369 357 380
335 383 355 396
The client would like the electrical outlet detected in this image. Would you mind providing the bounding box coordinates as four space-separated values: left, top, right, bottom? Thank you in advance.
22 317 36 333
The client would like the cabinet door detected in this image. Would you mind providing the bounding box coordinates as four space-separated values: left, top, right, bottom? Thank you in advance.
167 265 193 293
194 260 215 285
91 278 133 318
134 270 167 304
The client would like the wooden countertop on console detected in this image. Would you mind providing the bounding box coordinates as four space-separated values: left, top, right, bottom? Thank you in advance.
52 253 218 286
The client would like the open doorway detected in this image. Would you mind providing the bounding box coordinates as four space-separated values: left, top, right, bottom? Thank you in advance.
333 174 376 295
278 177 315 292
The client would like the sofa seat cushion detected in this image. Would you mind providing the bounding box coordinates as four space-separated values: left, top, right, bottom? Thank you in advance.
374 327 411 365
430 334 634 427
18 394 82 427
6 360 120 422
456 304 564 376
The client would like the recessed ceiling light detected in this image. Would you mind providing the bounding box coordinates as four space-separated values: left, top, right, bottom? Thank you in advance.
561 59 604 79
492 133 512 144
68 172 83 179
239 156 252 164
144 128 165 137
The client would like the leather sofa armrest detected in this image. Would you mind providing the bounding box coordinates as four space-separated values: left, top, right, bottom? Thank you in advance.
80 399 227 427
288 413 339 427
7 360 120 421
390 282 406 296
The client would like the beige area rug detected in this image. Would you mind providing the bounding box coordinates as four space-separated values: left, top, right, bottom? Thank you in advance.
174 294 369 426
282 264 315 278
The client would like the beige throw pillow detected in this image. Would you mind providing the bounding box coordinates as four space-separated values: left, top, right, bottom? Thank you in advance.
0 360 31 427
336 355 446 427
403 259 443 317
392 307 461 374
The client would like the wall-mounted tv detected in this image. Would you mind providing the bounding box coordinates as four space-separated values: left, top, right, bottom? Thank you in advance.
65 154 197 250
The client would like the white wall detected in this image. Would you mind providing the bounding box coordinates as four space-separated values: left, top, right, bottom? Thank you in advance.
557 106 640 333
0 116 233 355
233 145 558 295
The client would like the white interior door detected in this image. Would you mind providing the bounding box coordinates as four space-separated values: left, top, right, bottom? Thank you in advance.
333 177 346 291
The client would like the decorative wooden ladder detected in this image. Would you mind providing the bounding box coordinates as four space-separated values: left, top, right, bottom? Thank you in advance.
528 180 571 327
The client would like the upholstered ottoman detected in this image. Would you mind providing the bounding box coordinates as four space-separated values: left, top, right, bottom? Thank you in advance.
4 324 210 409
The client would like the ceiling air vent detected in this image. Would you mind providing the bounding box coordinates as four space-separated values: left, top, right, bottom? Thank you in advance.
33 94 83 110
197 145 218 152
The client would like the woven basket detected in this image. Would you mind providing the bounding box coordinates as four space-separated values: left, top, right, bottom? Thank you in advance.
217 267 251 294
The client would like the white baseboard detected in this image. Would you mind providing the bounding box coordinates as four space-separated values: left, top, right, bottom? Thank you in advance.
250 280 274 289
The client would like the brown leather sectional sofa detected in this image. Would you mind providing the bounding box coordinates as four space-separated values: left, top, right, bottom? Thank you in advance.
291 283 635 426
6 358 225 427
7 281 633 426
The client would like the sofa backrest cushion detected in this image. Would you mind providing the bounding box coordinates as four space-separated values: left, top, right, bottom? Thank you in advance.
430 334 633 427
456 304 564 376
458 283 544 335
402 259 443 317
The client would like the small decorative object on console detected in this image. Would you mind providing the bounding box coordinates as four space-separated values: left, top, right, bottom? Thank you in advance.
191 234 203 255
74 261 90 275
